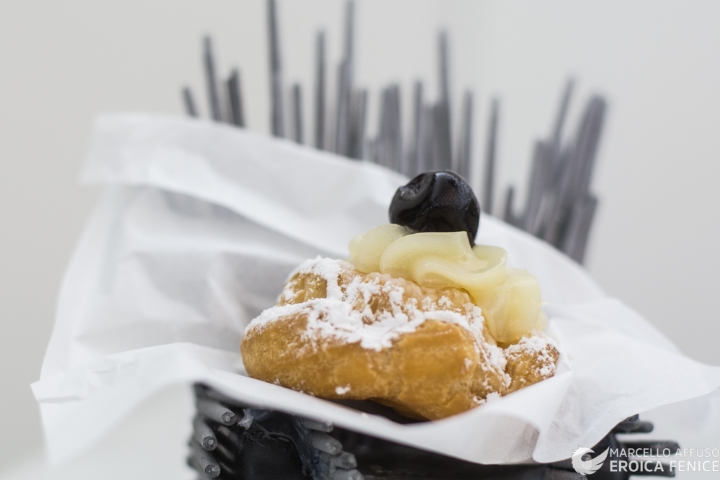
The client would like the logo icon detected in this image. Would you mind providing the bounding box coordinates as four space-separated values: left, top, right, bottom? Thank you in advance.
571 447 609 476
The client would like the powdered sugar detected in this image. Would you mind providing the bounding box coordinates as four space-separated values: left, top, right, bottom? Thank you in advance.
246 257 556 385
247 257 489 352
506 333 559 377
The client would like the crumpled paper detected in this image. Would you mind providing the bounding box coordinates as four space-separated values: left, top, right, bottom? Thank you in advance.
33 113 720 466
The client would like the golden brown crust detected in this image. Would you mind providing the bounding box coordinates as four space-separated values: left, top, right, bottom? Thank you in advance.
241 258 559 420
244 317 484 419
505 337 560 394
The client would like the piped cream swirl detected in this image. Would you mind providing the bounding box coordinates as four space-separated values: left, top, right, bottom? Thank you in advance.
348 224 545 343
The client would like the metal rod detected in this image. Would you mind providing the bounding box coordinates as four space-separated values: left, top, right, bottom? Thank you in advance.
576 96 607 201
335 452 358 469
189 439 222 478
365 138 376 163
417 105 434 173
203 36 222 122
542 165 573 247
455 89 473 181
314 31 326 149
387 84 402 172
537 147 568 237
335 0 355 156
335 60 350 155
483 97 499 215
374 86 389 166
406 80 424 176
192 415 217 451
523 140 550 232
521 80 574 240
292 83 304 144
544 96 604 247
344 0 356 143
561 194 597 263
551 78 575 152
530 191 554 237
566 100 598 203
225 72 236 126
267 0 285 137
384 85 394 168
197 399 236 426
213 442 237 465
187 458 216 480
432 102 452 170
301 417 334 432
438 30 451 106
573 195 598 264
225 71 236 126
502 185 515 225
226 69 245 127
217 458 239 477
332 469 365 480
309 431 342 455
349 89 367 159
215 425 244 452
343 0 355 85
381 86 392 167
436 31 452 164
236 70 246 127
183 87 199 117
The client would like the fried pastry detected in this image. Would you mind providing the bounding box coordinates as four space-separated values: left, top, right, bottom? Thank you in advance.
241 171 560 420
242 257 559 420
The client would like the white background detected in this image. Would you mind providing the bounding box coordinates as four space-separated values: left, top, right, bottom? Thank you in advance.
1 0 719 476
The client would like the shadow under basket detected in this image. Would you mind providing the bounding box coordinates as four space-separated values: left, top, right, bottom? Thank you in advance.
187 383 678 480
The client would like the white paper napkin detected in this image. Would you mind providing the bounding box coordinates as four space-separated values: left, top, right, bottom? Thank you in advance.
33 113 720 466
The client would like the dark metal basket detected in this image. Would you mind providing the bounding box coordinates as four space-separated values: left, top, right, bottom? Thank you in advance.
187 384 678 480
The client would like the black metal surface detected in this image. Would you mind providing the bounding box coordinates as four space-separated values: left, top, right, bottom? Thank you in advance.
189 384 363 480
188 384 678 480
